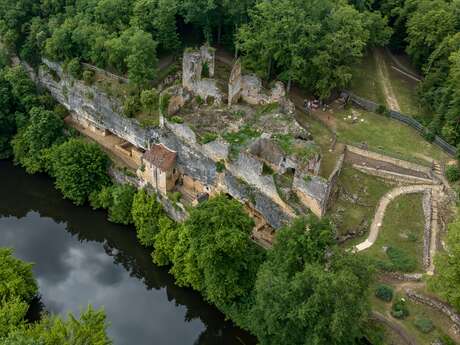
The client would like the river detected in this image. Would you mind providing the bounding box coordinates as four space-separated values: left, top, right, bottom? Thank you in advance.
0 160 256 345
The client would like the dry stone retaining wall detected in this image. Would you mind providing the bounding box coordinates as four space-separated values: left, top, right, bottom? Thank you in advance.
405 289 460 333
346 145 432 176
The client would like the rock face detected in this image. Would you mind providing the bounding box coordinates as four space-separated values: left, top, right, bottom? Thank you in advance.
40 59 159 149
32 56 338 229
33 59 300 229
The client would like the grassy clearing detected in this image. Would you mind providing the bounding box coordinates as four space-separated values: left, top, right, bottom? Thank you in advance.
330 164 392 238
370 289 459 345
364 193 425 273
296 111 339 178
350 50 386 105
334 107 450 165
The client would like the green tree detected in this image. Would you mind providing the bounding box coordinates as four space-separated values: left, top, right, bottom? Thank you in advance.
429 213 460 310
170 195 264 309
0 298 29 339
48 138 110 205
132 189 164 247
126 30 158 86
0 249 37 302
152 216 180 265
12 107 65 174
249 217 372 345
237 0 373 98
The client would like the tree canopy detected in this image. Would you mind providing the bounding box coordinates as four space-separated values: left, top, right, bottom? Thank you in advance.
47 138 110 205
248 216 373 345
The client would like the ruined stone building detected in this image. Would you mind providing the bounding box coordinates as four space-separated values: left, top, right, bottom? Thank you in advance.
31 44 343 245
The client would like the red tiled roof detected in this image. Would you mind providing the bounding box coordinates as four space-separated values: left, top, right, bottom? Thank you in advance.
143 144 177 171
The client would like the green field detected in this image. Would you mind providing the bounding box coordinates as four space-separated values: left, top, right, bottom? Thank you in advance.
364 193 425 273
334 107 450 165
330 165 392 238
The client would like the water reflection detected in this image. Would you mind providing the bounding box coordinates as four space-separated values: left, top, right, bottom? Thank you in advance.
0 160 256 345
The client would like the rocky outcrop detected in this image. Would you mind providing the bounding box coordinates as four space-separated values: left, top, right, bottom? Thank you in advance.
33 59 299 229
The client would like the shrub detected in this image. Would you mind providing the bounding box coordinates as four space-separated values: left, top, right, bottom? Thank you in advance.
375 284 394 302
140 89 159 116
159 93 171 115
376 104 388 115
170 116 183 124
202 62 210 78
414 316 434 333
123 95 141 118
132 189 164 247
200 132 218 144
66 58 82 79
386 247 417 272
422 129 435 143
82 70 95 85
216 160 225 173
90 184 136 225
446 165 460 183
391 299 409 319
195 95 204 105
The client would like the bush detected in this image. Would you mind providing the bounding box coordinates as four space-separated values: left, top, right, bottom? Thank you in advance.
386 247 417 272
202 62 210 78
90 184 136 225
375 284 394 302
200 132 218 144
140 89 159 116
414 316 434 333
82 70 95 85
170 116 183 124
66 58 82 79
123 95 141 118
446 165 460 183
376 104 388 115
195 95 204 105
216 160 225 173
132 189 164 247
391 299 409 319
159 93 171 115
422 129 435 143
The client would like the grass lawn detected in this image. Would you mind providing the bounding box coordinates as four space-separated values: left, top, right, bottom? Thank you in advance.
371 289 459 345
364 193 425 273
295 110 339 178
350 50 386 105
334 106 450 165
329 164 392 238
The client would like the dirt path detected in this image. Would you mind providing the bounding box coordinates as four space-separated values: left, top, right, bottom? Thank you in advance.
371 311 419 345
355 185 438 252
374 49 401 112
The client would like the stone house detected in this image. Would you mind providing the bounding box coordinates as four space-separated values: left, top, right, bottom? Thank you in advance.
140 143 179 195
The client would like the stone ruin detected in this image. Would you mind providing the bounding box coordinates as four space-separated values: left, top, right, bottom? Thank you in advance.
181 46 295 114
182 45 223 104
228 59 295 114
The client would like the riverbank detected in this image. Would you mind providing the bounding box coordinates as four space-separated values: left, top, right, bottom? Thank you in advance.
0 160 257 345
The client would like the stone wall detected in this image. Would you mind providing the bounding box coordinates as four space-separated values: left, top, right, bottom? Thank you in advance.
405 289 460 333
422 189 433 269
346 145 433 177
228 59 242 106
293 174 329 217
182 46 223 104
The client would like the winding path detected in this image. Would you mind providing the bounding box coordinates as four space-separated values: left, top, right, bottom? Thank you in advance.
355 185 439 252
